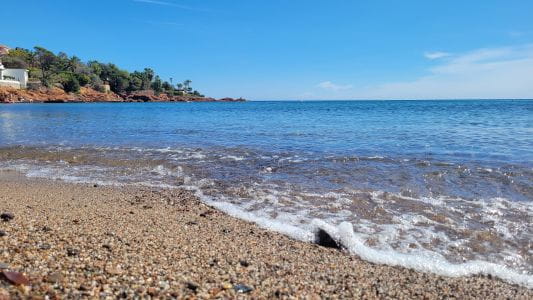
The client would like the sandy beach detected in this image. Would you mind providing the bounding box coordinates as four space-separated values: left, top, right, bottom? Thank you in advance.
0 171 530 299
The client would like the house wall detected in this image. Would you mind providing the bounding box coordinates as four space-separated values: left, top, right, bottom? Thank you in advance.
2 69 28 88
0 80 21 89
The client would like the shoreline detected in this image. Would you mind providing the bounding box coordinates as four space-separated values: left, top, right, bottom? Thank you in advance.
0 87 246 104
0 171 531 298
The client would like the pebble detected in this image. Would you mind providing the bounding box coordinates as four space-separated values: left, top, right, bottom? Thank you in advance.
0 179 530 299
186 281 199 292
222 282 233 290
2 271 30 286
0 230 6 237
234 284 253 293
45 272 63 284
39 243 51 250
105 265 123 275
0 213 14 222
66 248 79 256
0 263 8 270
239 260 250 267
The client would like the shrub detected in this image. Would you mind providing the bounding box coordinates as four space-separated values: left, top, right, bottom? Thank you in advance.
63 74 80 93
75 73 91 86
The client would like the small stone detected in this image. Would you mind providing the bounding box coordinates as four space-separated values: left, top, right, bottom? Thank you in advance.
39 243 51 250
0 230 6 237
42 226 52 232
102 244 112 251
239 260 250 267
45 272 63 283
105 264 123 275
0 288 9 298
93 184 98 187
186 282 199 292
222 282 233 290
314 228 342 249
66 248 79 256
0 263 8 269
147 287 158 296
0 213 14 222
209 287 222 296
2 271 30 286
79 284 90 291
234 284 253 293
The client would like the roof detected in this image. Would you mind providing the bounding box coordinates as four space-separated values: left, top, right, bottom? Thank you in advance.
0 45 10 56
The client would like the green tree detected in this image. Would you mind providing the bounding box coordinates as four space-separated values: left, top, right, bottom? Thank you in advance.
33 46 58 87
151 75 163 94
142 68 154 90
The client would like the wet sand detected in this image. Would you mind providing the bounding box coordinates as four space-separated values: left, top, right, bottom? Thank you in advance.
0 171 531 299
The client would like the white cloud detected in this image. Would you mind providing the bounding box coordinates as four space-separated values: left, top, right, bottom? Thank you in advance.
353 44 533 99
317 81 353 91
424 51 451 60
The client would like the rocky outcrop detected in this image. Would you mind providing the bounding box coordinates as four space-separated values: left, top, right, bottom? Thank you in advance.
0 87 246 103
0 87 122 103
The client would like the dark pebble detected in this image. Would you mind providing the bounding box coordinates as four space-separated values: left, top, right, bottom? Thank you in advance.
0 212 14 222
93 184 98 187
67 248 80 256
186 281 199 292
42 226 52 232
239 260 250 267
234 284 253 293
39 243 51 250
314 228 342 249
0 230 6 237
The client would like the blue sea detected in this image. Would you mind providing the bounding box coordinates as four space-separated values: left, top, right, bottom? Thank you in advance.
0 100 532 287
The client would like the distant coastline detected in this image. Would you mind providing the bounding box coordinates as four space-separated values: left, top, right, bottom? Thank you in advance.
0 44 245 103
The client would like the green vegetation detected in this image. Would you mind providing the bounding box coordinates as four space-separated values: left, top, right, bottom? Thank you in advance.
2 46 203 96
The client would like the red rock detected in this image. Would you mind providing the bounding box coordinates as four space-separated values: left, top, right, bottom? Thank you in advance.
2 271 30 286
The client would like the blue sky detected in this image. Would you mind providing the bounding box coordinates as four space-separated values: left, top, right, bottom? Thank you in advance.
1 0 532 100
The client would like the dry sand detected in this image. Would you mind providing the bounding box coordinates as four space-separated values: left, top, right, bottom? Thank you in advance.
0 171 531 299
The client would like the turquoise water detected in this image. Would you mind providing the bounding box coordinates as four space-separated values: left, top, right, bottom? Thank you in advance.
1 100 532 286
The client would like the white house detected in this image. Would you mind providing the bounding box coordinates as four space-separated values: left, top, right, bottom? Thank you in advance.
0 59 28 89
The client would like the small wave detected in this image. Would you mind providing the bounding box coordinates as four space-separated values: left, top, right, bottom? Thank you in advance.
1 151 532 289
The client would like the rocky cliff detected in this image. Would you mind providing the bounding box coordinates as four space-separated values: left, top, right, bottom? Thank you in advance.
0 87 246 103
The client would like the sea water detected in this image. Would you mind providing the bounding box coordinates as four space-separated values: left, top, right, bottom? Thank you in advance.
0 100 531 287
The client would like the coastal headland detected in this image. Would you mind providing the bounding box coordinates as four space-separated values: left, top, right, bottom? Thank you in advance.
0 87 245 103
0 172 531 299
0 44 245 103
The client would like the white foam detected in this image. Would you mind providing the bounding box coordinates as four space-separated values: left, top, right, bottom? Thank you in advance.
222 155 245 161
317 221 533 288
3 159 532 289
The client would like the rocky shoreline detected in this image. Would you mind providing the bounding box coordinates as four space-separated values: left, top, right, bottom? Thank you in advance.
0 171 531 299
0 87 245 103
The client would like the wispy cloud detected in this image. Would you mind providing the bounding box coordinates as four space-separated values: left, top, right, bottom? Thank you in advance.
144 20 182 27
132 0 195 10
424 51 451 60
356 44 533 99
317 81 353 91
508 31 525 38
